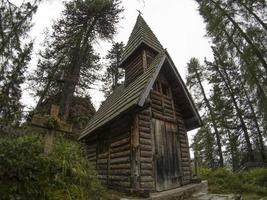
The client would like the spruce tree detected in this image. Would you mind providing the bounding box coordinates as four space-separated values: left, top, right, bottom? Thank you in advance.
187 58 224 167
102 41 124 98
195 0 267 125
30 0 123 121
0 0 38 126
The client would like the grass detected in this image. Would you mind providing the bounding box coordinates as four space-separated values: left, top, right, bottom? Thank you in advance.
200 167 267 199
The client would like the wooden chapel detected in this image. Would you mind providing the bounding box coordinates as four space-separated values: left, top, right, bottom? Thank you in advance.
79 14 202 193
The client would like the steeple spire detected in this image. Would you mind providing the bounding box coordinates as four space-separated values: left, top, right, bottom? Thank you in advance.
119 15 164 67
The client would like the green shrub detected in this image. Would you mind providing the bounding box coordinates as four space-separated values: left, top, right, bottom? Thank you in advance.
200 167 267 198
239 168 267 196
0 133 107 200
200 167 242 193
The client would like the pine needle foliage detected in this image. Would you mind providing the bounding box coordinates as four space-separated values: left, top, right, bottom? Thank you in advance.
0 132 107 200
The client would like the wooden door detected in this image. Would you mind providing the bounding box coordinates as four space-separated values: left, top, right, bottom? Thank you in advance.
153 119 181 191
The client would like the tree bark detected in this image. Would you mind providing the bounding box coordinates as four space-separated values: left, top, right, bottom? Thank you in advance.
242 85 266 161
211 0 267 73
195 70 224 167
60 20 96 121
212 61 254 162
238 1 267 31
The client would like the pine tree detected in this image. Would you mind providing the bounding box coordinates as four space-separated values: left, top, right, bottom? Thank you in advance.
102 42 124 98
0 0 38 126
195 0 267 125
30 0 123 121
187 58 224 167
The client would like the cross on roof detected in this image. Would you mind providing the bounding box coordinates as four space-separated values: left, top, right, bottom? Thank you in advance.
136 9 143 15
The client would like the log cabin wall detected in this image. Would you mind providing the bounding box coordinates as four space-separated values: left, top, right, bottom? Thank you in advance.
173 102 192 184
124 53 143 86
86 116 132 190
138 107 154 191
124 47 157 86
149 73 192 187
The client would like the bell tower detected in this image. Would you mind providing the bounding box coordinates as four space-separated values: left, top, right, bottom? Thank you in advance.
119 15 164 85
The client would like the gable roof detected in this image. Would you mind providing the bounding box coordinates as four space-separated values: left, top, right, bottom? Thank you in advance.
79 52 166 140
119 14 164 67
79 16 202 140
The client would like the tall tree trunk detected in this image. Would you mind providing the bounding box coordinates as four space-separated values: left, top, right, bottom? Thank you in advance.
238 1 267 31
211 0 267 73
35 57 64 111
195 70 224 167
60 21 95 121
212 61 254 162
242 85 266 161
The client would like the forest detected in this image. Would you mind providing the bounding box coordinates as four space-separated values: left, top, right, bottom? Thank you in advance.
0 0 266 199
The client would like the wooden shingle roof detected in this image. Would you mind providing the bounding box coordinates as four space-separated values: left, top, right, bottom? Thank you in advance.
119 14 164 67
79 15 202 140
79 52 166 139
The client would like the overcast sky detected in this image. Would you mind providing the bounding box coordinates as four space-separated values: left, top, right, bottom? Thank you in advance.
20 0 213 143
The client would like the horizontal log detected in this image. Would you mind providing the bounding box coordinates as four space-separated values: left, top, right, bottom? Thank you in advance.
150 91 162 101
140 131 152 140
151 98 162 106
109 169 131 176
140 144 152 151
97 158 108 164
140 157 153 163
97 175 107 179
138 114 150 121
140 138 152 145
109 180 131 188
183 171 191 176
110 144 130 154
141 176 153 182
110 150 130 159
140 109 150 116
97 169 108 175
182 167 191 172
109 175 130 182
181 158 190 162
110 137 130 148
88 153 96 158
181 162 190 167
141 150 153 158
140 169 153 176
164 108 174 115
163 95 172 101
139 127 150 133
180 143 188 148
87 147 96 154
181 152 190 158
98 152 109 159
97 164 107 170
152 112 175 123
151 104 163 112
181 150 189 155
88 156 96 160
109 163 131 169
141 163 153 170
163 100 172 106
141 181 154 189
110 156 130 164
139 120 150 128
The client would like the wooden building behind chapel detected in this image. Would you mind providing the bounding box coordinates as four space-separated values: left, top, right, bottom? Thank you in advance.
79 15 202 193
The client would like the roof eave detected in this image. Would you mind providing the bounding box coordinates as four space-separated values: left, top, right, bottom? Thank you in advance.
164 51 202 129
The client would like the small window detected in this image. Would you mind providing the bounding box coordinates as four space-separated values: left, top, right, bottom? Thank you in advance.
162 83 169 96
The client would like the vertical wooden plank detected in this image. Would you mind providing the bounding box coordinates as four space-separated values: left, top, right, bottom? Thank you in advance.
131 114 140 189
